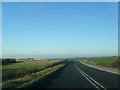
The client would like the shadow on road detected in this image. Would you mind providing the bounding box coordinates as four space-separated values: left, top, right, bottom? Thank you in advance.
25 61 70 88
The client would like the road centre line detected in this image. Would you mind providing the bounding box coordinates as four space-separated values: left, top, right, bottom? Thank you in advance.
74 63 107 90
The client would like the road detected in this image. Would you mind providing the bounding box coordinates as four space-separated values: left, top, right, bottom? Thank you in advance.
30 61 119 89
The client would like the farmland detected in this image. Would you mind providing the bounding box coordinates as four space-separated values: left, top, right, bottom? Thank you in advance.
2 57 119 88
2 59 67 88
78 56 120 69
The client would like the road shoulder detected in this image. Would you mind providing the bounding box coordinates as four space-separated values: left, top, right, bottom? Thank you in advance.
79 61 120 75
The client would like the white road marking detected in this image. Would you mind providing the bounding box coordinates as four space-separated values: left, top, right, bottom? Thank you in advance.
74 63 107 90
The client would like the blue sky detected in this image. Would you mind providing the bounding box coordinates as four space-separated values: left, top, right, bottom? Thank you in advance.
2 0 119 2
2 2 118 58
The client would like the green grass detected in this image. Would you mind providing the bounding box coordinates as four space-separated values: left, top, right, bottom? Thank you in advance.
2 60 62 82
78 56 120 69
2 64 65 88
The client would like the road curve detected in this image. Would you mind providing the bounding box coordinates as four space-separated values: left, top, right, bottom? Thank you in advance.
29 61 119 89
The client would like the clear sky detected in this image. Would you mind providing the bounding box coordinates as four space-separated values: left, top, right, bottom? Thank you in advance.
2 2 118 59
2 0 119 2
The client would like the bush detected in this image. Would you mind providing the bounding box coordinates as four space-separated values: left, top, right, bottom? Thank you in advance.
109 60 120 69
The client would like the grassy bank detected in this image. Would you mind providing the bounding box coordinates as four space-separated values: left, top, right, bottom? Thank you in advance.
2 64 65 88
78 57 120 69
2 59 67 88
2 60 62 82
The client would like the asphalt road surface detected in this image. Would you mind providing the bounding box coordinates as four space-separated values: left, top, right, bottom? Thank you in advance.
29 61 119 89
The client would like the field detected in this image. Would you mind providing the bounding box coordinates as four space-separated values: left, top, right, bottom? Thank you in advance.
2 59 66 88
77 56 120 69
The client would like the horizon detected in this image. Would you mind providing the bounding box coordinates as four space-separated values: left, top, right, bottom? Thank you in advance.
1 54 118 60
2 2 118 58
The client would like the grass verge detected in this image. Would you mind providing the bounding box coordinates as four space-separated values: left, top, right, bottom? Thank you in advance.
2 60 63 82
2 64 65 88
78 57 120 69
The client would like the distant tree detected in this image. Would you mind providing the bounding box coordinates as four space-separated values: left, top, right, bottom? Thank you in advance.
113 56 117 58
